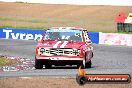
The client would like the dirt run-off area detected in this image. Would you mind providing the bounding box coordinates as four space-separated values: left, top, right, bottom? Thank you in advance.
0 2 132 32
0 77 131 88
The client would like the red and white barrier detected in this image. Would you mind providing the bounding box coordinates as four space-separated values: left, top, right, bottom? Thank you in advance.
99 33 132 46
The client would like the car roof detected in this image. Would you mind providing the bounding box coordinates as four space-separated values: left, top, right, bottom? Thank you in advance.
48 27 87 31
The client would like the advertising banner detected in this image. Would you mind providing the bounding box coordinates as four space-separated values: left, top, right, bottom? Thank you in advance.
0 28 99 44
0 28 45 40
88 32 99 44
99 33 132 46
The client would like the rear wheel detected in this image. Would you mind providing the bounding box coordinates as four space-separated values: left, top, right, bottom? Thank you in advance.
85 53 92 68
35 57 43 69
77 64 81 68
77 61 85 69
92 52 94 58
85 60 92 68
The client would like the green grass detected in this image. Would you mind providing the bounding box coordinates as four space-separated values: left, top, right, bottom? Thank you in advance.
0 57 16 66
0 16 131 33
0 25 47 30
117 31 132 34
88 28 116 33
0 16 48 24
15 1 27 4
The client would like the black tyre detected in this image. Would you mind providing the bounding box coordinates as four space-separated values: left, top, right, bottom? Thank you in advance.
77 65 80 68
76 75 87 85
35 57 43 69
92 52 94 58
45 64 52 69
77 61 84 69
85 60 92 68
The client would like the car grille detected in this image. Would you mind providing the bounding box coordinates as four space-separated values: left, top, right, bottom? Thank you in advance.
38 48 80 56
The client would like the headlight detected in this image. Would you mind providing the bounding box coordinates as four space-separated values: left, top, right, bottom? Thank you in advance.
40 48 50 54
40 48 45 53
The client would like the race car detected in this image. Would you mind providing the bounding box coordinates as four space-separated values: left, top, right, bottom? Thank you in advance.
35 27 93 69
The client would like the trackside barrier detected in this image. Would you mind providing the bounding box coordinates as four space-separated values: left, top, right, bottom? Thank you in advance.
99 32 132 46
0 28 99 44
88 32 99 44
1 28 132 46
0 28 45 40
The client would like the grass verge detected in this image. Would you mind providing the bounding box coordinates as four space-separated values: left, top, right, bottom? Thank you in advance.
0 25 47 30
0 57 16 66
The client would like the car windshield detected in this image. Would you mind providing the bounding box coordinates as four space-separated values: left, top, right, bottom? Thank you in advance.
44 29 83 42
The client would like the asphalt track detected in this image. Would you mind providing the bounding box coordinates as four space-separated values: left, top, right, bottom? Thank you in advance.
0 39 132 77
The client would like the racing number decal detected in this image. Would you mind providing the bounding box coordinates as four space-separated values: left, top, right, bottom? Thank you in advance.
53 41 61 48
53 41 68 48
60 41 68 48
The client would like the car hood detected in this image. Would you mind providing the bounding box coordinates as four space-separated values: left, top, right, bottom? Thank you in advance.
38 40 85 49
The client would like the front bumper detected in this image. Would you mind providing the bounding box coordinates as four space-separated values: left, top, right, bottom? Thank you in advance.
36 56 83 61
36 56 83 65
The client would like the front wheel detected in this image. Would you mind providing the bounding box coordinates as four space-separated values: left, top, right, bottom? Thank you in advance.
45 64 52 69
35 57 43 69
